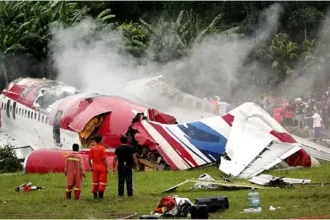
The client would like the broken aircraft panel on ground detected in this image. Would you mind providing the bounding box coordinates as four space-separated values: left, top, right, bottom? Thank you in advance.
249 174 312 186
129 102 330 178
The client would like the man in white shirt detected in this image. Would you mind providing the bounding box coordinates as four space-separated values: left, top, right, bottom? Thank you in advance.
306 110 322 142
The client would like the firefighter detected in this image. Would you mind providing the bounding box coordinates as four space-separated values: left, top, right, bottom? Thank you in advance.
112 135 139 199
64 143 86 200
88 135 108 199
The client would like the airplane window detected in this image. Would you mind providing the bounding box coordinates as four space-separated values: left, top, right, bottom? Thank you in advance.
25 110 27 117
41 116 44 123
9 105 12 113
34 112 37 120
4 103 6 111
38 113 41 122
45 117 48 124
28 111 30 119
19 108 21 115
1 103 3 109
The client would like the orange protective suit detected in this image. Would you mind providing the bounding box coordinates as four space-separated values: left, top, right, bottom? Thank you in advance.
89 144 108 193
65 152 86 200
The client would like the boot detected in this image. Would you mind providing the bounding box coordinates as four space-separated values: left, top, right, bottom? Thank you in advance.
98 192 104 199
93 192 97 200
74 190 81 200
66 191 72 199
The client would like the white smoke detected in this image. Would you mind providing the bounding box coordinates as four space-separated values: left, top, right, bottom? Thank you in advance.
50 17 155 96
160 3 283 101
49 3 284 120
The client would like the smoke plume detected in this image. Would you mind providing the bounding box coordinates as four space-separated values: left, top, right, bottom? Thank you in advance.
50 3 284 119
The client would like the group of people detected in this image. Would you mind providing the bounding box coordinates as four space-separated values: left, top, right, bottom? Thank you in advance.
64 135 139 200
257 93 328 142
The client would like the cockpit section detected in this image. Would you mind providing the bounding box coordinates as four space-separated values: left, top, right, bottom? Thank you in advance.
33 83 79 111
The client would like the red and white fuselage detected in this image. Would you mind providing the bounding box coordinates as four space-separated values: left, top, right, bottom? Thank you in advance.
0 77 175 173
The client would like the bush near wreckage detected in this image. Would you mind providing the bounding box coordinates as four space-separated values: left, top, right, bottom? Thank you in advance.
0 145 22 173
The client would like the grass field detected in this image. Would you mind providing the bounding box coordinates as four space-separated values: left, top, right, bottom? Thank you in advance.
1 163 330 219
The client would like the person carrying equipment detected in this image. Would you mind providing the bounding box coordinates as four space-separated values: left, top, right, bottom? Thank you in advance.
89 135 108 199
64 143 86 200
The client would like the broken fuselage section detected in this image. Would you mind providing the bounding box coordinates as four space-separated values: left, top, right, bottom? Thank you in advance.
128 102 330 178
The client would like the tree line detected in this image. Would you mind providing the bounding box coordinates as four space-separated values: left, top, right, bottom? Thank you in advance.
0 1 329 101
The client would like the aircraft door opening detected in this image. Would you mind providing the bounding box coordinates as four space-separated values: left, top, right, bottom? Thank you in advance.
53 110 63 146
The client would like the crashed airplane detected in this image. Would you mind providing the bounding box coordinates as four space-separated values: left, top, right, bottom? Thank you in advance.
130 102 330 178
1 77 330 178
0 77 177 173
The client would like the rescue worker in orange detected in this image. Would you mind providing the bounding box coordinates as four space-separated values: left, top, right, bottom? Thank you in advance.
64 143 86 200
88 135 108 199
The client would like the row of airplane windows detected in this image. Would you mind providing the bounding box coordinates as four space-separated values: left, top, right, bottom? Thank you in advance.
2 101 49 124
176 95 214 112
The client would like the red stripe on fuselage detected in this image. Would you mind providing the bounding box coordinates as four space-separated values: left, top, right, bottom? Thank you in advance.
1 90 36 110
155 144 178 170
221 113 234 127
150 123 199 168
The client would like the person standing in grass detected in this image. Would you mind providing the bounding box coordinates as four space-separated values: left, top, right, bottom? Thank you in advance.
305 109 323 143
64 143 86 200
112 135 139 199
89 135 108 200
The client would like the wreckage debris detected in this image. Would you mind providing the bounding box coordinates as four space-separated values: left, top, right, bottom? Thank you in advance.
162 173 263 194
146 194 229 219
249 174 311 187
15 182 45 192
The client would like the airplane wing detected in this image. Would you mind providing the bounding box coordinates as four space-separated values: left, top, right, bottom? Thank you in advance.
291 134 330 161
162 179 264 193
249 174 311 186
220 141 302 179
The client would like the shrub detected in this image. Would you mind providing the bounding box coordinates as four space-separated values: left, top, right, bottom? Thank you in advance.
0 145 23 173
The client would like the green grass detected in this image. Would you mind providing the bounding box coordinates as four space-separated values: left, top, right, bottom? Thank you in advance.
1 163 330 219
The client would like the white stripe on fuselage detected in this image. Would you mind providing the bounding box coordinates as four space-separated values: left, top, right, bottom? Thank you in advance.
164 125 212 164
0 94 79 152
140 119 189 170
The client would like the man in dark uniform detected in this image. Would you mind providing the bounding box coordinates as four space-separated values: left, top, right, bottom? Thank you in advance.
112 135 139 199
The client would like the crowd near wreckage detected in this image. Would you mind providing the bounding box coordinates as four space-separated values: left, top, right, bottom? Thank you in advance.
0 77 330 181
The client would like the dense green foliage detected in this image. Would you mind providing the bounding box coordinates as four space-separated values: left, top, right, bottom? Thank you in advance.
0 1 330 100
0 145 22 173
